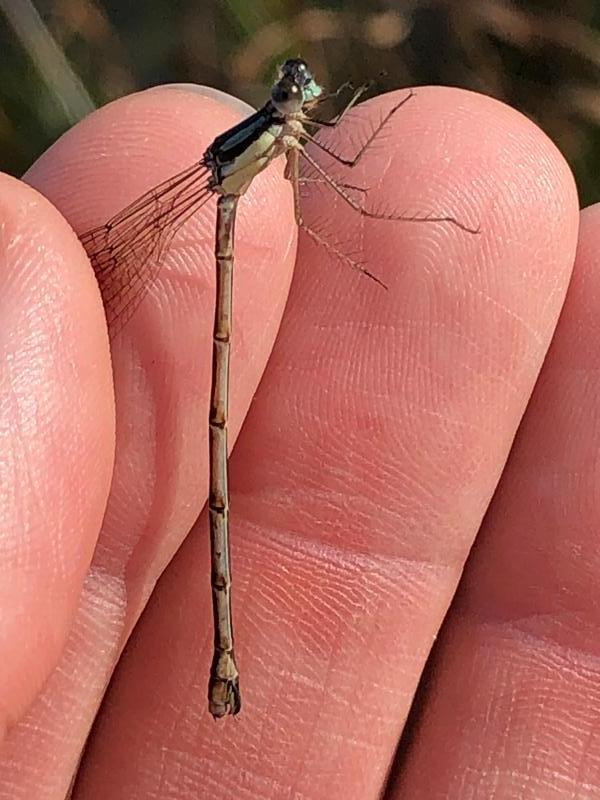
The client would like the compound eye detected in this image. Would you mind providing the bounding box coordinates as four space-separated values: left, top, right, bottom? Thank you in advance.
272 79 303 113
280 57 311 83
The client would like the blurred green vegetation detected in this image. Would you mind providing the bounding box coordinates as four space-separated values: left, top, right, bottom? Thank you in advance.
1 0 600 205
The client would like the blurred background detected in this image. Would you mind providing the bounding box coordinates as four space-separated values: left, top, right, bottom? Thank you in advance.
0 0 599 205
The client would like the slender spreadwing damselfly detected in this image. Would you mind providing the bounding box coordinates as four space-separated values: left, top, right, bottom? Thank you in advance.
80 58 478 719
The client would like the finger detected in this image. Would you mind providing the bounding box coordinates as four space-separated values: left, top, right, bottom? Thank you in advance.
0 173 114 739
25 84 295 599
71 87 578 799
0 86 296 795
386 203 599 799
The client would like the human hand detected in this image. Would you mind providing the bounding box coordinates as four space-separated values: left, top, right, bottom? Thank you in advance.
1 83 590 798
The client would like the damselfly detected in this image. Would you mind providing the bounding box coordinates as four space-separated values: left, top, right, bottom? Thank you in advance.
80 58 477 718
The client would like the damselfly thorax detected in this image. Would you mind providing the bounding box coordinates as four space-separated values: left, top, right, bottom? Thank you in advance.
80 58 478 719
205 85 312 196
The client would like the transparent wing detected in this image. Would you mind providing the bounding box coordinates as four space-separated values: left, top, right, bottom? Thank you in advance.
80 160 214 338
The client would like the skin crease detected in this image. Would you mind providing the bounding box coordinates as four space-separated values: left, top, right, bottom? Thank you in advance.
0 81 590 798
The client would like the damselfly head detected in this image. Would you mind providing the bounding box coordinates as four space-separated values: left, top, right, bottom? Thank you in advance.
278 58 323 103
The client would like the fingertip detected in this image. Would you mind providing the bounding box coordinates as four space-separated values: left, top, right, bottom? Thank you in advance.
305 84 578 315
24 84 292 236
24 80 297 353
159 82 254 117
